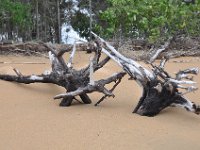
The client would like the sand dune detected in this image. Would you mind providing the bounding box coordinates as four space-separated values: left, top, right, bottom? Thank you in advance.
0 52 200 150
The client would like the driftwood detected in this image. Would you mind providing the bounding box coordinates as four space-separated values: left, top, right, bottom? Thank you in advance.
0 41 95 56
92 32 200 117
0 42 125 106
0 42 49 56
0 34 199 117
0 61 47 64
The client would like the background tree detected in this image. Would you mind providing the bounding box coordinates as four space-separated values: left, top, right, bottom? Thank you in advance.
98 0 200 42
0 0 199 43
0 0 31 41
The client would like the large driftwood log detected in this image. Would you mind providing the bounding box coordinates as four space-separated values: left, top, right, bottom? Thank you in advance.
0 42 125 106
92 32 200 117
1 35 199 117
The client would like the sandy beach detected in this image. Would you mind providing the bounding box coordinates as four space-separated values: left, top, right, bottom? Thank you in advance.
0 52 200 150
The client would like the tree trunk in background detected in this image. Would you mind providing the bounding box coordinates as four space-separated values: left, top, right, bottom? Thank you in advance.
44 0 47 42
56 0 61 43
36 0 39 40
7 21 13 40
89 0 92 41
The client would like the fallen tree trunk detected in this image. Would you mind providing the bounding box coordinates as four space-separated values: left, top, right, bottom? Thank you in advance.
0 35 199 117
0 42 125 106
92 32 200 117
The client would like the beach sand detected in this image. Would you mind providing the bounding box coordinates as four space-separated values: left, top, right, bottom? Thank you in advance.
0 52 200 150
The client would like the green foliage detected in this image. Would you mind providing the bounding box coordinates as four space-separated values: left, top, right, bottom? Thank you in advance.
70 0 109 39
0 0 31 30
71 11 90 39
98 0 200 42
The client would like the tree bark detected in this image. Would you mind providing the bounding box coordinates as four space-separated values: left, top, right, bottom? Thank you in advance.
0 42 125 107
56 0 61 43
36 0 39 40
92 32 200 117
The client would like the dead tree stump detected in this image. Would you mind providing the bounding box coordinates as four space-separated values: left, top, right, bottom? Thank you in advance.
93 32 200 116
1 34 199 117
0 42 125 106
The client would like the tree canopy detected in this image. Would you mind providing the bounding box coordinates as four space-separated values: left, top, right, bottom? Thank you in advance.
97 0 200 42
0 0 199 43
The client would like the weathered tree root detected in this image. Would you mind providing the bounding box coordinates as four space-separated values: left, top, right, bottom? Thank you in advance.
92 32 200 117
0 42 125 106
133 80 200 117
1 34 199 117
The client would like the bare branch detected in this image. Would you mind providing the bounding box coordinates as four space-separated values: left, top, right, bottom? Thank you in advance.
95 76 123 106
149 48 167 63
89 57 95 85
177 85 198 95
13 68 23 77
67 41 77 68
48 51 63 74
167 78 197 85
176 68 199 80
54 72 126 99
92 34 154 82
44 43 68 70
57 49 70 57
159 57 168 69
54 87 88 99
148 38 172 63
0 62 46 64
81 43 110 81
151 63 171 80
172 96 200 114
94 56 110 72
0 74 57 85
